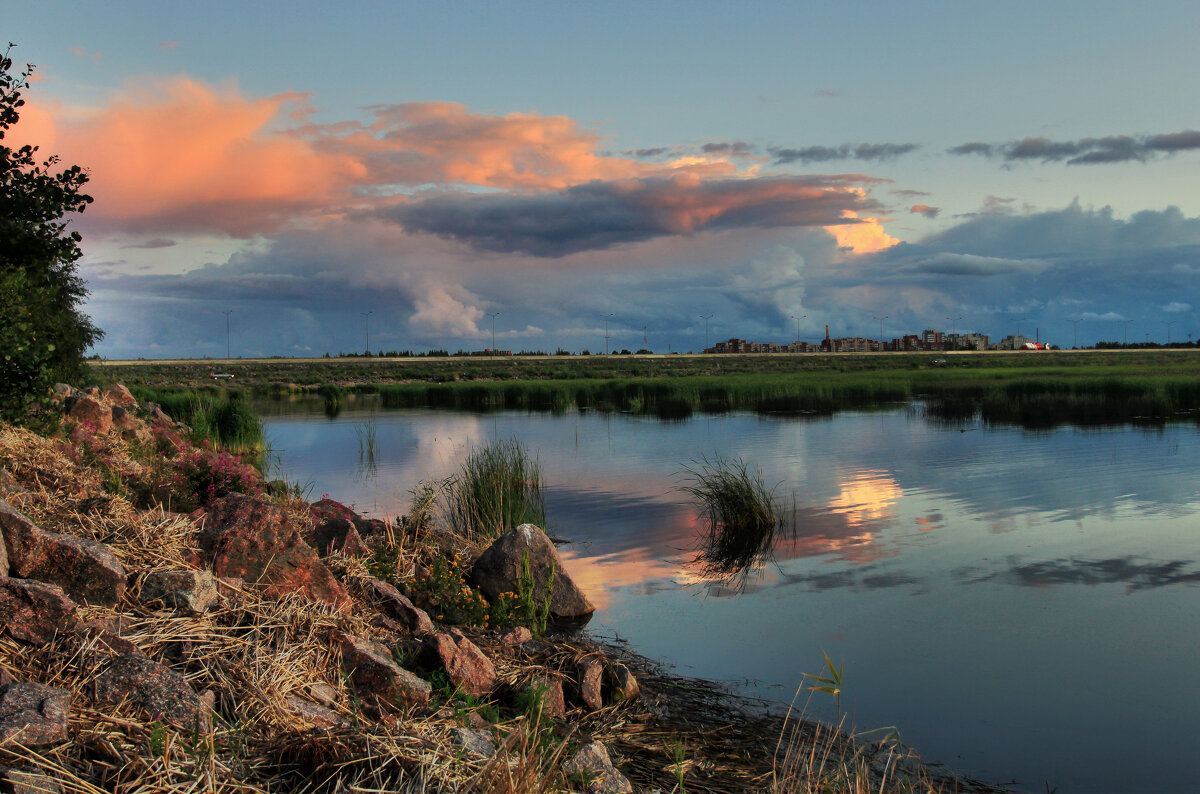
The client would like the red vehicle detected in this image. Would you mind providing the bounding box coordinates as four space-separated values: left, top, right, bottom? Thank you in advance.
1021 342 1049 350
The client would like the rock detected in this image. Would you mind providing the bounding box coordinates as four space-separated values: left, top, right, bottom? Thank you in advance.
307 682 337 707
366 578 435 633
0 578 77 646
354 517 387 537
94 654 212 732
313 517 370 557
337 633 431 707
524 676 566 719
145 403 173 426
197 494 350 612
0 765 62 794
285 696 352 729
140 570 220 616
105 383 137 407
0 682 71 747
577 656 605 711
563 742 633 794
499 626 532 645
451 726 497 760
52 383 73 397
67 395 113 434
0 499 126 607
424 629 496 698
0 467 22 504
470 524 595 620
609 663 640 703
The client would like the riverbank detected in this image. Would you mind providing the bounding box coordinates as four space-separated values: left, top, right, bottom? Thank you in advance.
94 348 1200 428
0 386 1009 792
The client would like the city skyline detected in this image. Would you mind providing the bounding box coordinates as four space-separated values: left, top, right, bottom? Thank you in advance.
9 2 1200 358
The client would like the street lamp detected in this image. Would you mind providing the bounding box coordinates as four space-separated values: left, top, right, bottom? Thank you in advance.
1067 318 1081 350
360 311 373 355
871 315 888 347
946 315 963 335
604 313 614 355
223 309 233 359
1163 320 1177 345
700 313 714 350
790 314 806 342
483 312 500 355
1120 319 1135 347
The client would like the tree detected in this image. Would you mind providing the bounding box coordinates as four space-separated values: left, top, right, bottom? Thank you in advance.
1 43 102 423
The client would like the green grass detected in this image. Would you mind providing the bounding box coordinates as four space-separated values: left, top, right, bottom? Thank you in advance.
130 386 264 452
681 456 786 585
444 439 547 542
104 350 1200 429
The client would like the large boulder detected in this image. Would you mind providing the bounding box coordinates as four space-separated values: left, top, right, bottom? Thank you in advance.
0 499 126 607
470 524 595 620
0 578 77 646
94 654 213 732
196 494 350 612
0 682 71 747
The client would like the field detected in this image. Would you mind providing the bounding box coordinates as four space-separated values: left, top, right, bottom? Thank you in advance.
88 349 1200 427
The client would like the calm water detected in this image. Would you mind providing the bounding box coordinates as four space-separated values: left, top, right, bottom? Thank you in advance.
263 401 1200 793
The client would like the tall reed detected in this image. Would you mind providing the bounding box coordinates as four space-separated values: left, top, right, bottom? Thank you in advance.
681 456 786 585
444 439 547 541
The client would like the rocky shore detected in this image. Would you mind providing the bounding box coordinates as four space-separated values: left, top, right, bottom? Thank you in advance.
0 385 1003 792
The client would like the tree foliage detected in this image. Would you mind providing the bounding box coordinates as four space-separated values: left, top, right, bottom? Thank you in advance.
1 43 102 423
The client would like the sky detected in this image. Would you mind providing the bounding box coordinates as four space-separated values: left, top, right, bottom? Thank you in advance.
9 1 1200 358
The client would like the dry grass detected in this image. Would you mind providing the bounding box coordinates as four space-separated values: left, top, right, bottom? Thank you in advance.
0 421 1006 793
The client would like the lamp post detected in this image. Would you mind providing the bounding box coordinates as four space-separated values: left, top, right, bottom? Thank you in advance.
359 311 373 355
946 315 963 335
484 312 500 355
871 315 888 349
604 313 614 355
700 313 714 351
1068 318 1081 350
1120 319 1135 347
790 314 806 342
1163 320 1177 345
223 309 233 359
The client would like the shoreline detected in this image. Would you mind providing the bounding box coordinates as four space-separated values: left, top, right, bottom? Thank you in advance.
0 386 1012 792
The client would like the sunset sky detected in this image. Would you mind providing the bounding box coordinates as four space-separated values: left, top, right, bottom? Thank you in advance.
10 1 1200 357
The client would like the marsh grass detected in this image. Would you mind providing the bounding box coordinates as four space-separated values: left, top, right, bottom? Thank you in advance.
443 439 546 542
681 455 790 586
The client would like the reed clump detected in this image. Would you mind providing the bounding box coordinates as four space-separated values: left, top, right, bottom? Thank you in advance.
442 438 547 542
681 456 788 585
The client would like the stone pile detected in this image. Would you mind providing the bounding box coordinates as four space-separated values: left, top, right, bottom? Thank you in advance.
0 386 640 792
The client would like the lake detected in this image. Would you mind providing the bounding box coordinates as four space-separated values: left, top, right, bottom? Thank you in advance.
262 399 1200 793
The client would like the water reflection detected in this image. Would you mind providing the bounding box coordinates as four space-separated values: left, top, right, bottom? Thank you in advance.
263 405 1200 792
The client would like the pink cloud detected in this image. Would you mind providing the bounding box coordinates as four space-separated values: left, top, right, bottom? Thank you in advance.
15 78 366 236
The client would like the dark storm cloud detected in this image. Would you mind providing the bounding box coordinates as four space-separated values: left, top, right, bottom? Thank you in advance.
700 141 758 157
949 129 1200 165
385 175 880 257
623 146 672 158
770 142 919 165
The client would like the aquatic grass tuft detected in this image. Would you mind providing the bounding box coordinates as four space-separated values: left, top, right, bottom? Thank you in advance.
444 438 546 541
681 455 787 585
